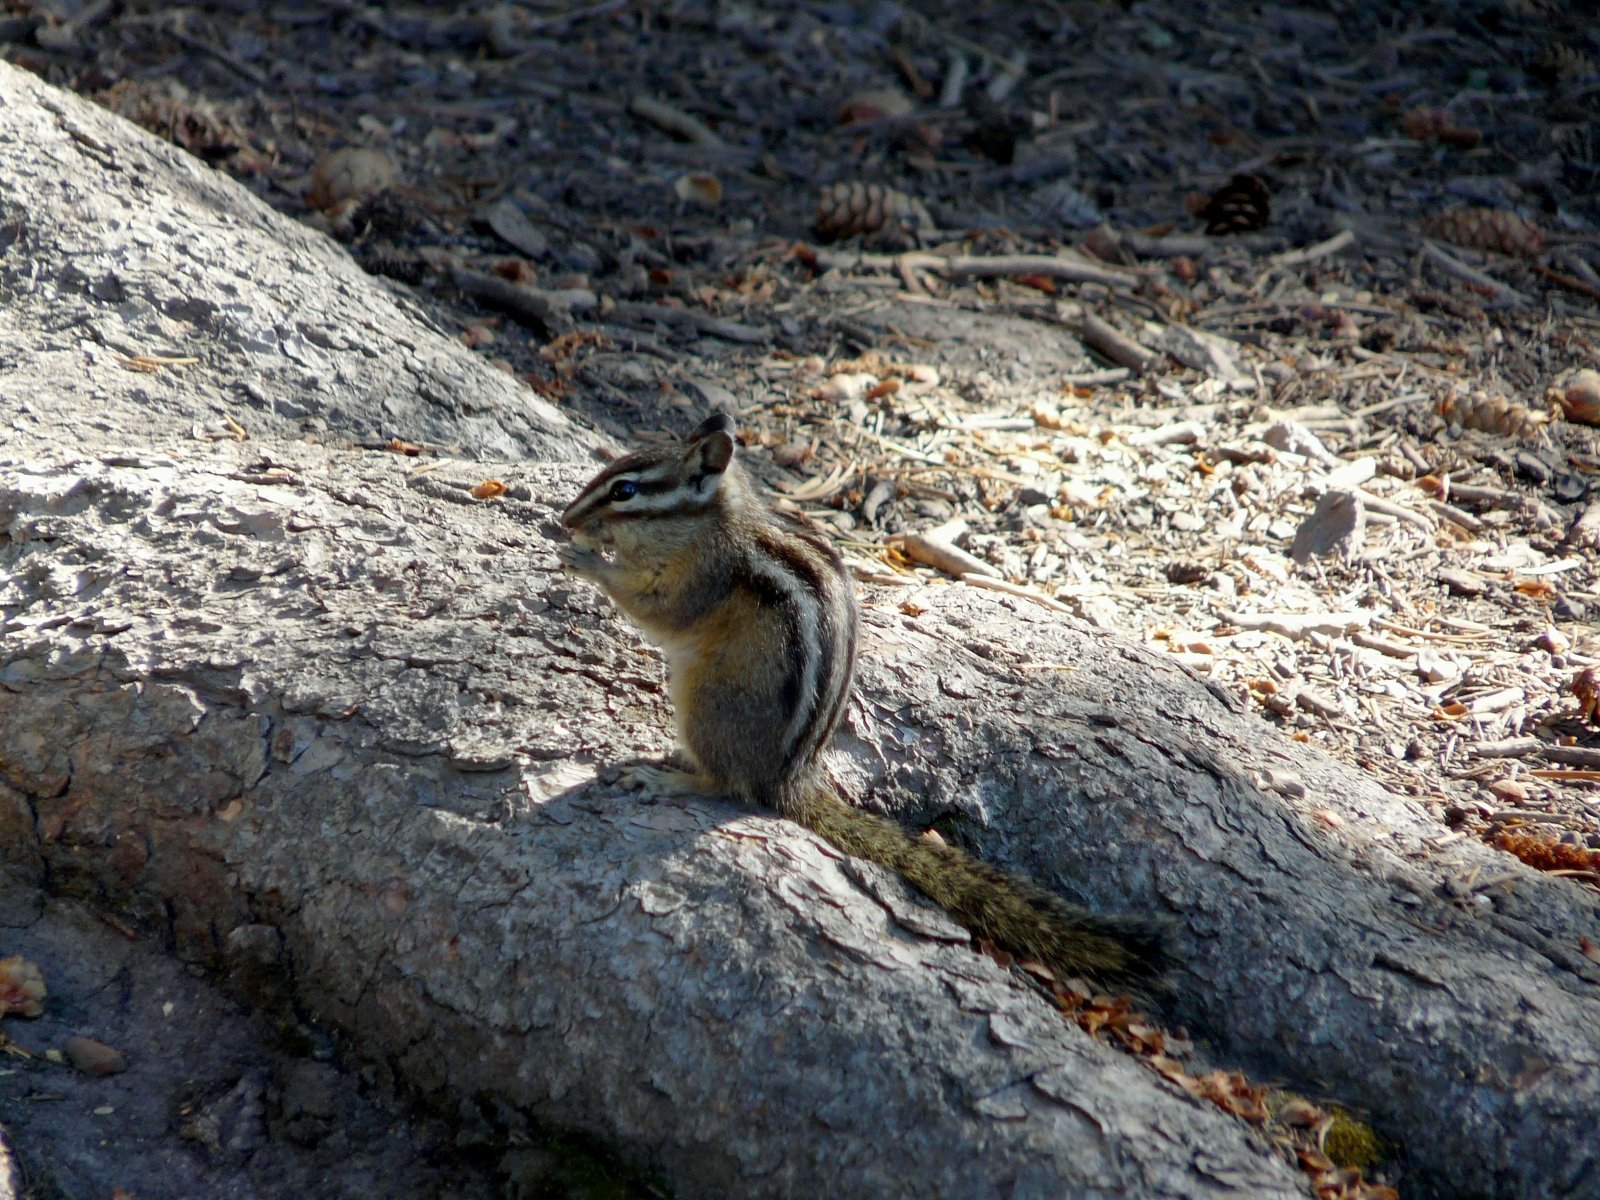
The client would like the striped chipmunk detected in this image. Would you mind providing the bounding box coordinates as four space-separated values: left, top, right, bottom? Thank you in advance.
559 412 1165 993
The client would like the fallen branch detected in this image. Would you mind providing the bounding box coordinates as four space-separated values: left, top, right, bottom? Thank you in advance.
605 300 769 344
628 94 727 148
1421 239 1530 309
1078 310 1164 374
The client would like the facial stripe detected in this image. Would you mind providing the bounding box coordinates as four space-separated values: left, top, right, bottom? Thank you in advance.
563 454 728 528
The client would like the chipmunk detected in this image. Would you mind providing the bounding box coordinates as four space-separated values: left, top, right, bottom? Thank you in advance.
559 413 1165 993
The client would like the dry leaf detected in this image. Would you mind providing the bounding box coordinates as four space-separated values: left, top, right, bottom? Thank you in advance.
673 172 722 206
0 955 46 1018
1400 107 1481 148
116 354 199 373
1574 666 1600 723
837 87 915 124
470 479 508 500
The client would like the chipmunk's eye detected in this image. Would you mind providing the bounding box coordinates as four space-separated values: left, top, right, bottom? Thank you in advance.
609 479 638 502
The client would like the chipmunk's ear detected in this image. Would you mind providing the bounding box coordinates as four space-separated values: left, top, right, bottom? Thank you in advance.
689 411 736 443
685 411 736 479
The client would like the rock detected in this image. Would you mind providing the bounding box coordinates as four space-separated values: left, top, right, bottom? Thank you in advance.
63 1036 127 1077
1262 420 1338 466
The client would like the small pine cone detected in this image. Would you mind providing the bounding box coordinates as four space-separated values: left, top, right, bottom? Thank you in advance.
1532 43 1595 87
1424 206 1545 257
1200 173 1270 235
355 244 429 286
813 182 932 244
1438 389 1553 439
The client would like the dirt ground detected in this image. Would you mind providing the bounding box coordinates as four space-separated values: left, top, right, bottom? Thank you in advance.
2 1 1598 1197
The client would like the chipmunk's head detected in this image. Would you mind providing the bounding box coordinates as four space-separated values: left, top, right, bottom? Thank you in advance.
561 412 740 554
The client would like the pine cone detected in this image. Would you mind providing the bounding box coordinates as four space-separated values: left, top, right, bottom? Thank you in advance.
1200 174 1270 235
813 182 932 245
355 244 428 287
1438 390 1553 439
1424 207 1545 257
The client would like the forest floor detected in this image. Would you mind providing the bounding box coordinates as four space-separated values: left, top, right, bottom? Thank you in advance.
2 1 1598 1197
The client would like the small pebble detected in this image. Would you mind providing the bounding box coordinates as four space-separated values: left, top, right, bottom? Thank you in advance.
64 1035 128 1077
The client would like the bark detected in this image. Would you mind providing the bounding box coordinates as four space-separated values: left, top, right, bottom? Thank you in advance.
1 60 1597 1200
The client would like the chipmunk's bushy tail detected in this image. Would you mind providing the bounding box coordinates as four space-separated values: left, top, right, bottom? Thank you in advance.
781 783 1167 995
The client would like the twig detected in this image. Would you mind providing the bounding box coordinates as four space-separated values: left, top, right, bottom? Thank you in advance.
1468 737 1543 758
606 301 767 344
930 252 1140 291
1222 610 1376 638
1267 229 1355 267
119 9 269 85
1544 746 1600 770
1125 420 1204 447
1062 367 1132 387
1446 482 1527 509
1078 310 1163 374
938 52 969 108
1485 809 1564 823
1353 489 1435 532
1348 631 1416 659
1425 499 1484 532
525 0 626 34
962 573 1071 612
828 420 945 465
892 519 1000 579
451 267 578 333
985 50 1028 103
814 248 1141 292
628 95 726 148
1421 239 1529 309
1534 264 1600 303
